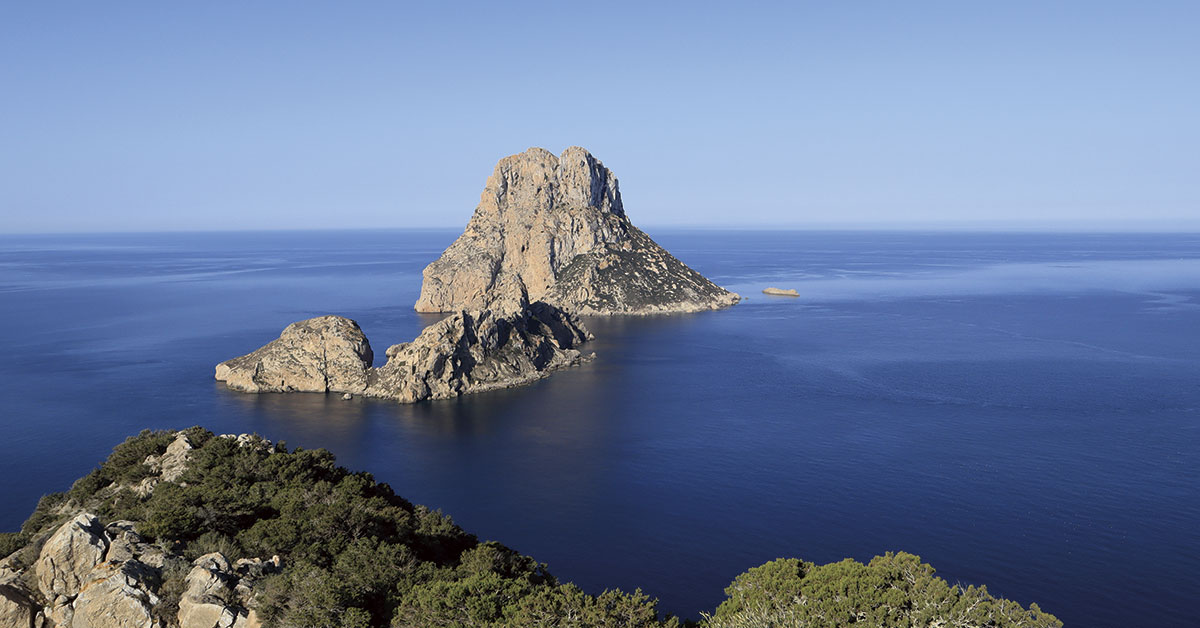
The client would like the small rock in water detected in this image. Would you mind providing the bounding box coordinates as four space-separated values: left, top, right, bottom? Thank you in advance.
762 287 799 296
342 393 353 400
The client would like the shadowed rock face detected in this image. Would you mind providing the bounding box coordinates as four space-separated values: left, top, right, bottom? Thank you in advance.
215 304 592 403
415 146 740 315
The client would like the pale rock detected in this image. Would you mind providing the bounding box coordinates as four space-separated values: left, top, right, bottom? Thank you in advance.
365 301 592 403
143 434 193 484
102 524 162 569
178 554 249 628
217 302 592 403
213 316 373 394
69 561 158 628
36 514 108 599
0 568 38 628
762 287 799 296
415 147 740 315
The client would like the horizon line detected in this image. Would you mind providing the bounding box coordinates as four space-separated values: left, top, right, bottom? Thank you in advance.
4 219 1200 237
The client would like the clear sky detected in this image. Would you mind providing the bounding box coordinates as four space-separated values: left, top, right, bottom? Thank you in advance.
2 2 1197 232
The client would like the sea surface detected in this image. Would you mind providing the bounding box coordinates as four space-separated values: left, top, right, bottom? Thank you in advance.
1 230 1197 627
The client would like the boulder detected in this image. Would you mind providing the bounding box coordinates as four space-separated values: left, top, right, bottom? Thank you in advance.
36 514 108 599
178 554 253 628
214 316 374 394
0 569 38 628
102 523 162 569
143 434 193 484
69 561 158 628
416 147 739 315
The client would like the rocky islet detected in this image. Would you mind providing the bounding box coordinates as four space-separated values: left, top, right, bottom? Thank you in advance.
215 147 738 402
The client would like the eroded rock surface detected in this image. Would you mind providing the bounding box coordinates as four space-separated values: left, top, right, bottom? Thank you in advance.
178 553 268 628
415 146 739 315
36 514 108 600
366 301 591 402
0 511 280 628
213 316 373 394
216 303 591 404
70 560 159 628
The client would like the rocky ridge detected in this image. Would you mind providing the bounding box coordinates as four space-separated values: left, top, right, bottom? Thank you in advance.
0 434 278 628
415 147 740 315
214 302 592 403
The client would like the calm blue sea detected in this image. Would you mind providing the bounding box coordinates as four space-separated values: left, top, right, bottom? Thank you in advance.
1 230 1197 627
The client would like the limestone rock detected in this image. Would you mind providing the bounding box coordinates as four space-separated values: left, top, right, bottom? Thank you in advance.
213 316 374 394
415 147 739 315
36 514 108 599
217 303 591 403
762 287 799 296
178 553 245 628
0 569 38 628
144 433 193 484
366 301 592 403
69 561 158 628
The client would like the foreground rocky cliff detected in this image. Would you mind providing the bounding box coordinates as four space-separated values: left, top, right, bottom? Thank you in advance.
0 429 1061 628
214 302 591 403
415 147 740 315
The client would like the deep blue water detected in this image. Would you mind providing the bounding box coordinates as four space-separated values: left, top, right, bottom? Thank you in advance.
1 230 1197 627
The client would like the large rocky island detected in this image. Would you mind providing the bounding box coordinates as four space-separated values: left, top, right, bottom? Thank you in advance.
0 429 1061 628
416 147 740 315
216 147 742 403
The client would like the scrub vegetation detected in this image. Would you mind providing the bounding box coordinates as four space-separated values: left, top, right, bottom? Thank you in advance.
4 429 1060 628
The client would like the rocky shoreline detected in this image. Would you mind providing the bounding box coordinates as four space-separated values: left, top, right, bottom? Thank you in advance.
215 301 592 404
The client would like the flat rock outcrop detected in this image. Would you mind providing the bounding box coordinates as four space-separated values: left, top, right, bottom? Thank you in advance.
216 302 591 404
415 146 740 315
762 287 799 296
213 316 373 394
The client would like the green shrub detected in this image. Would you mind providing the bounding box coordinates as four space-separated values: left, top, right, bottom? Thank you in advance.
705 552 1061 628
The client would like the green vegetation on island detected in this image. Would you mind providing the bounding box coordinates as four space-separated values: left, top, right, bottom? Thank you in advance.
0 429 1060 628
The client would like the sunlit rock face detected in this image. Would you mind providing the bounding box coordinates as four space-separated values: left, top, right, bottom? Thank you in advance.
216 303 592 404
415 146 740 315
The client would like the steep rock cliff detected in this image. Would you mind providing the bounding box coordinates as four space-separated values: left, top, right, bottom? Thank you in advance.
415 147 740 315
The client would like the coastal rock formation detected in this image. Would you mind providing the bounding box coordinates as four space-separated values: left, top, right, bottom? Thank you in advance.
366 301 591 403
213 316 373 394
762 287 799 296
0 571 36 628
36 514 108 599
216 303 591 403
0 433 282 628
415 147 740 315
178 553 265 628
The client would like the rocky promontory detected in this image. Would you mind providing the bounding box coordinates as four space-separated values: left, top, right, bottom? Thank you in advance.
0 429 1062 628
415 147 740 315
214 301 592 403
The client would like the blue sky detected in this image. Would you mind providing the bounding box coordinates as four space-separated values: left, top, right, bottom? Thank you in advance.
1 2 1196 232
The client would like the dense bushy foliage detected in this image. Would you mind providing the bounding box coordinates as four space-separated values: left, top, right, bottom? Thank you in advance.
18 428 676 628
9 428 1059 628
704 553 1061 628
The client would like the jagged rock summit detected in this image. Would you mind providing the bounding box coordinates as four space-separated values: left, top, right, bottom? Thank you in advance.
415 147 740 315
214 303 592 403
